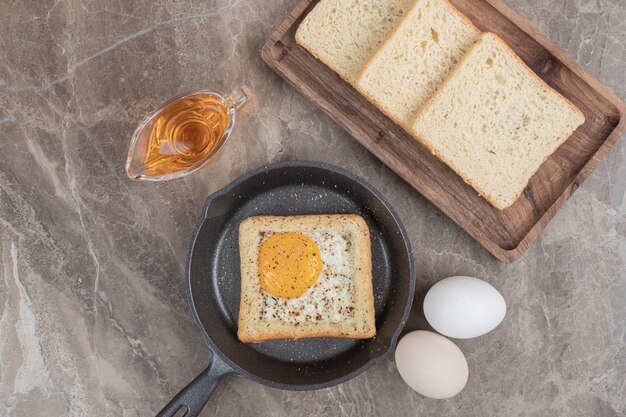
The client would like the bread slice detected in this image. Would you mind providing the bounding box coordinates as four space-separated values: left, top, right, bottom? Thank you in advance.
237 214 375 342
356 0 480 127
411 32 585 209
295 0 413 84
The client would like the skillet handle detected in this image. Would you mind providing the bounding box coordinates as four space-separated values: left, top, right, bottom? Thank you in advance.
156 354 233 417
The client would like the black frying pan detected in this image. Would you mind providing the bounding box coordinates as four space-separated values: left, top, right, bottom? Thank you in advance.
157 161 415 417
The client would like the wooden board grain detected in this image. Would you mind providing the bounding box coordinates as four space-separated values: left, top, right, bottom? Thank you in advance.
261 0 626 263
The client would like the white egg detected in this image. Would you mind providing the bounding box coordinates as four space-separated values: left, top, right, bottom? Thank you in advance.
395 331 468 399
423 276 506 339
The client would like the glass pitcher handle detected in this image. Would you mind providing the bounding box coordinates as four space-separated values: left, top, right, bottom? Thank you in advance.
225 88 248 111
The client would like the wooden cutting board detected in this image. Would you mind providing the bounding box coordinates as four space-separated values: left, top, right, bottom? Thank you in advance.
261 0 626 263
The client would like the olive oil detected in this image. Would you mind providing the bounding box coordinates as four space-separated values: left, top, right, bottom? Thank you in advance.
139 95 229 177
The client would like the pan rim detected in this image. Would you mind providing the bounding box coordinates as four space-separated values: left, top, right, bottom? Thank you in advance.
185 160 416 390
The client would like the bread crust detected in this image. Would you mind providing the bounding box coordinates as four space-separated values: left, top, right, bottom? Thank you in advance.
237 214 375 343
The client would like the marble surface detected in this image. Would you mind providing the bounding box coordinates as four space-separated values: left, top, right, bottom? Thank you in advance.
1 0 625 416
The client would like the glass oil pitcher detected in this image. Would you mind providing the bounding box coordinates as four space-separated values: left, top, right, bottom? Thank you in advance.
126 89 248 181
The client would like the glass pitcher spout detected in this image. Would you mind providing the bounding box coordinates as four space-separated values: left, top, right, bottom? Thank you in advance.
226 88 248 111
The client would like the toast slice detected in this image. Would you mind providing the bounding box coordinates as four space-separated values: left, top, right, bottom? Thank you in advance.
411 32 585 209
237 215 375 342
295 0 413 84
356 0 480 127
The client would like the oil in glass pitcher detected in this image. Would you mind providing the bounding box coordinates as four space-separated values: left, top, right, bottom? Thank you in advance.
126 89 248 181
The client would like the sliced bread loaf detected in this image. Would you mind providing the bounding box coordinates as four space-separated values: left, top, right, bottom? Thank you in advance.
295 0 412 84
356 0 480 127
411 32 585 209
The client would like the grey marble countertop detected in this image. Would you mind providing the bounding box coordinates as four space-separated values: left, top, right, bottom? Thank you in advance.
1 0 625 416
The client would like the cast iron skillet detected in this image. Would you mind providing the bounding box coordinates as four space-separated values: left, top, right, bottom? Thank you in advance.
157 161 415 417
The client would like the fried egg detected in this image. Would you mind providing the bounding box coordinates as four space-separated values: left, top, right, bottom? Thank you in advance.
257 230 356 324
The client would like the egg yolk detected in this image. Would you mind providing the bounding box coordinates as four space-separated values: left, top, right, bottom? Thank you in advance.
258 232 322 298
